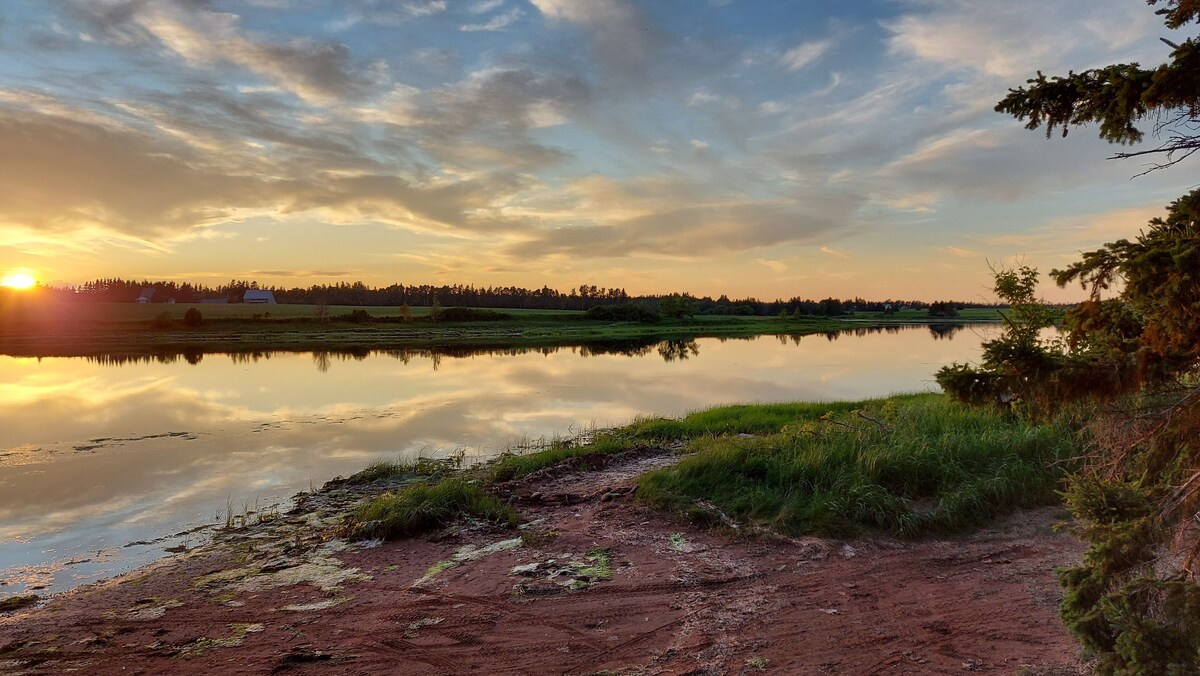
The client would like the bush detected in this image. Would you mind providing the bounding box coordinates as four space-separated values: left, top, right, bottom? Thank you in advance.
927 301 959 318
584 304 659 323
182 307 203 327
150 311 173 329
344 309 372 323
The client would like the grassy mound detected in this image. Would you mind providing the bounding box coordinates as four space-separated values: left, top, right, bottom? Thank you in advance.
636 394 1076 537
348 479 518 540
489 435 633 482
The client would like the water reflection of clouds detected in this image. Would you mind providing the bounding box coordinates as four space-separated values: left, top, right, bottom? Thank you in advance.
0 328 999 596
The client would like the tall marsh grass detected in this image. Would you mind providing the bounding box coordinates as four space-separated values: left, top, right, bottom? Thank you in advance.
636 394 1076 537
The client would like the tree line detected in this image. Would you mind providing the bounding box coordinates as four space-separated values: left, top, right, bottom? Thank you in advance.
52 278 991 316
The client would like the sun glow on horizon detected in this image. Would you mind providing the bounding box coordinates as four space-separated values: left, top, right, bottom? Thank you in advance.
1 272 37 290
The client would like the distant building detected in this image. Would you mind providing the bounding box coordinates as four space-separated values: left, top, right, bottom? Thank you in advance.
243 290 277 304
136 287 156 303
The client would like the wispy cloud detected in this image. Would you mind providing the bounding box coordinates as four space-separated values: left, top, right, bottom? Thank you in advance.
779 38 832 71
461 8 522 32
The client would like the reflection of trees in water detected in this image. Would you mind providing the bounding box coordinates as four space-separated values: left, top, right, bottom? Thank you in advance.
810 323 976 343
658 339 700 362
312 348 370 373
575 338 659 358
228 352 273 365
927 323 966 340
79 323 991 370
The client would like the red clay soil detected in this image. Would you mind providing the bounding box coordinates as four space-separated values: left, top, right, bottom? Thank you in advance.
0 451 1089 675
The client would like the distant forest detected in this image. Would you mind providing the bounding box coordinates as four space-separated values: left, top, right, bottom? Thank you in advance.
49 277 997 317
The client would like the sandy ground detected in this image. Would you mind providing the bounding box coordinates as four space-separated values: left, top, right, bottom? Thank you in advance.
0 449 1088 675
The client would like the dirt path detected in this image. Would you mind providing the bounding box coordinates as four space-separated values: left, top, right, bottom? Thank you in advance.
0 449 1088 674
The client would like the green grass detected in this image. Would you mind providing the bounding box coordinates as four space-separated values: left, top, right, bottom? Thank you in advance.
636 393 1076 537
629 400 870 440
489 435 632 482
343 392 1075 542
346 478 518 540
341 454 465 485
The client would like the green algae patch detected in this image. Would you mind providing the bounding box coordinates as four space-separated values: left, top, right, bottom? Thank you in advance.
415 537 523 585
280 597 352 612
668 533 689 552
121 597 183 621
510 547 616 595
193 567 256 590
573 547 613 580
0 595 39 613
404 617 444 638
194 559 369 596
237 558 370 593
178 623 265 658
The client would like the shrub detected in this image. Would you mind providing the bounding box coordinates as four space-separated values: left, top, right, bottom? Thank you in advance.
150 311 173 329
182 307 203 327
927 301 959 318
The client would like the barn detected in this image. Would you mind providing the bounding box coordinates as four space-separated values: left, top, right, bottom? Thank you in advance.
243 290 277 304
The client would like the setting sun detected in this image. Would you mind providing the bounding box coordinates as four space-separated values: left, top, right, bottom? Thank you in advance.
1 272 37 290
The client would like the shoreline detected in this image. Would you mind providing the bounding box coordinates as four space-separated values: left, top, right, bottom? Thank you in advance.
0 394 1088 674
0 443 1087 675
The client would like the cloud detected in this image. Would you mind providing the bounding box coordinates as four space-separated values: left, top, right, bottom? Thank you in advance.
780 39 832 71
328 0 448 29
64 0 370 105
383 67 587 169
461 7 522 31
530 0 665 79
0 101 541 242
0 109 270 238
820 246 851 260
506 176 864 259
877 125 1113 202
886 0 1163 79
471 0 505 13
936 245 980 258
249 269 355 277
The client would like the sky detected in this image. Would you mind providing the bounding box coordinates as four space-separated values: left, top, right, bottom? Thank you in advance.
0 0 1193 302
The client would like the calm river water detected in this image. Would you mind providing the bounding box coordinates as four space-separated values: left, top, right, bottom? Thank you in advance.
1 324 995 597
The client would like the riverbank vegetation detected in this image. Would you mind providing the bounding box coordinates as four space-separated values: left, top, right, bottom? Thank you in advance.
342 393 1077 543
636 394 1074 537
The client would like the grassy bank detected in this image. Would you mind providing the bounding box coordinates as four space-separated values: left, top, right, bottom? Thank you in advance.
0 300 998 358
637 394 1075 537
343 393 1076 541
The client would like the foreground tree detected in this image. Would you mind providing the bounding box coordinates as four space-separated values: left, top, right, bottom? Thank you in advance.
996 0 1200 172
943 2 1200 671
